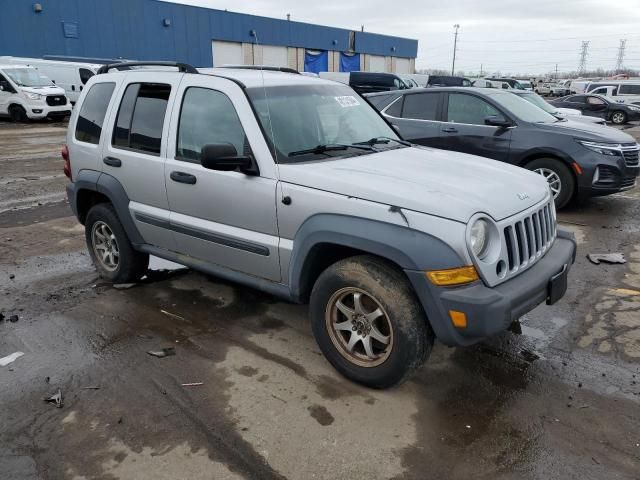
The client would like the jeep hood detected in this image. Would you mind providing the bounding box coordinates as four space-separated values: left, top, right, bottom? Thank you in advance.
278 147 549 223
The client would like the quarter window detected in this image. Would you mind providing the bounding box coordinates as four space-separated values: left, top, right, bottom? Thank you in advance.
176 87 249 163
619 84 640 95
75 82 115 145
446 93 503 125
112 83 171 156
402 93 439 121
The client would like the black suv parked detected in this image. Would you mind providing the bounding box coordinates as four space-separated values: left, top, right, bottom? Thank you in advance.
549 94 640 125
345 72 411 94
366 87 639 208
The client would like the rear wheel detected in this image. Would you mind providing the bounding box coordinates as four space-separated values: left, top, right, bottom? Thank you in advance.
526 158 575 209
85 203 149 283
610 111 627 125
310 255 433 388
9 105 27 123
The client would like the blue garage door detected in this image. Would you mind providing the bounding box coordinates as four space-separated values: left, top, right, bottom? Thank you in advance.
340 52 360 72
304 50 328 73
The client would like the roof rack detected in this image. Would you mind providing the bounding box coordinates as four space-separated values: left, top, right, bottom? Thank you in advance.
96 61 198 75
219 65 300 74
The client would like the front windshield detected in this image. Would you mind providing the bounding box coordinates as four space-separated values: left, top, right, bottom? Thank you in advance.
4 68 54 87
517 93 556 114
491 92 559 123
247 84 403 163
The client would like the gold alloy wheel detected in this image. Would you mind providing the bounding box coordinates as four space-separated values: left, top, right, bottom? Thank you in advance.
325 287 394 368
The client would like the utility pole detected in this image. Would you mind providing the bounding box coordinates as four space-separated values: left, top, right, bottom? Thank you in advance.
480 63 483 77
578 41 589 75
615 39 627 73
451 24 460 76
555 63 558 80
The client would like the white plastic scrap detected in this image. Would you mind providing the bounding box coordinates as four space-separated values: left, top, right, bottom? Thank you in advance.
0 351 24 366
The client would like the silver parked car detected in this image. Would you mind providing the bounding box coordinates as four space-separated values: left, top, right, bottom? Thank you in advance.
64 62 576 388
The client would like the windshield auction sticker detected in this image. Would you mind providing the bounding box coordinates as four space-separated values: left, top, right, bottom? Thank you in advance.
334 96 360 107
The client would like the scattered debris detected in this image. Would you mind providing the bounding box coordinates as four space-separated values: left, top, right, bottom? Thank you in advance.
578 405 590 409
181 382 204 387
591 456 600 465
44 389 63 408
117 417 123 424
113 283 136 290
9 274 15 280
587 253 626 265
160 310 186 321
0 313 4 322
465 425 471 429
137 333 154 340
520 349 540 362
81 386 101 390
9 315 18 323
147 347 176 358
0 351 24 366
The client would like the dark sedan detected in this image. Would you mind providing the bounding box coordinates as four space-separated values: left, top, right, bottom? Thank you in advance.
366 87 639 208
549 94 640 125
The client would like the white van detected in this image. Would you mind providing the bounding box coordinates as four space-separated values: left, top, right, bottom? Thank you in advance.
0 57 100 103
0 64 71 121
472 78 511 89
587 81 640 106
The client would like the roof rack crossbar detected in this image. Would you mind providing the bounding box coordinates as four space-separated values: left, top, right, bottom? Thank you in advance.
96 61 198 74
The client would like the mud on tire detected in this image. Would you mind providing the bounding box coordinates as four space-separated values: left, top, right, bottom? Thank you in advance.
85 203 149 283
310 255 434 389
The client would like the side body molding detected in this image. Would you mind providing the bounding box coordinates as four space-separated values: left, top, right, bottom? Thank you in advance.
287 214 464 301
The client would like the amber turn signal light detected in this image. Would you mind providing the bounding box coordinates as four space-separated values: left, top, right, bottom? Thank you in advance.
449 310 467 329
426 266 479 286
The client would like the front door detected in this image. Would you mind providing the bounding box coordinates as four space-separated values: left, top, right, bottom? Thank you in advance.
440 92 512 162
0 73 14 115
164 76 281 281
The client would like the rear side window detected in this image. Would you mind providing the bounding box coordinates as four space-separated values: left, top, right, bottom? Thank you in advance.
619 84 640 95
176 87 249 162
568 95 586 104
75 82 115 145
385 97 403 117
402 93 439 121
446 93 503 125
112 83 171 156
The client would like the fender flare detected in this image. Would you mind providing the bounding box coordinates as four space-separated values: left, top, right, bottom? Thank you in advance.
69 170 144 246
288 214 464 300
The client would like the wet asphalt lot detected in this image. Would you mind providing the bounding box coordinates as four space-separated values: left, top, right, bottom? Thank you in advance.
0 118 639 480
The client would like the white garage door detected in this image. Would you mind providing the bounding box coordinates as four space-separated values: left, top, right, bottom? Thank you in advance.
212 41 243 67
261 45 288 67
394 58 411 74
368 55 386 72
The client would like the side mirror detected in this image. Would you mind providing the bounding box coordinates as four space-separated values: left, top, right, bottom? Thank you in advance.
484 115 512 128
200 143 258 175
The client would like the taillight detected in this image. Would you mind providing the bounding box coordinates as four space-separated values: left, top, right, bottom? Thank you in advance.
62 144 71 181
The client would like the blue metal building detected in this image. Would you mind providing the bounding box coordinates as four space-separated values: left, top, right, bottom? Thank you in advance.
0 0 418 73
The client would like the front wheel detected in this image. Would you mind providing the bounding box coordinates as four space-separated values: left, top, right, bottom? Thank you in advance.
9 105 28 123
85 203 149 283
310 255 433 388
610 111 627 125
526 158 575 209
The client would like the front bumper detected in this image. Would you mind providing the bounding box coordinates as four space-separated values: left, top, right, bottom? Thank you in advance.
575 149 639 199
26 104 71 120
406 230 577 347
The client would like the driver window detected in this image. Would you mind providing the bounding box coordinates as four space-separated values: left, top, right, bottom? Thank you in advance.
446 93 504 125
0 74 14 92
587 97 605 106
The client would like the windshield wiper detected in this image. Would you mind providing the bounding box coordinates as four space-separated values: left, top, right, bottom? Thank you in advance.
288 143 375 158
354 136 411 147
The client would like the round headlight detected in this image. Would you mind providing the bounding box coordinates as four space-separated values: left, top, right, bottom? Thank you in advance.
470 219 489 258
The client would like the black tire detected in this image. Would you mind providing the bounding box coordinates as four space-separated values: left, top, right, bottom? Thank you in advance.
9 105 27 123
525 158 575 209
610 110 627 125
310 255 433 389
85 203 149 283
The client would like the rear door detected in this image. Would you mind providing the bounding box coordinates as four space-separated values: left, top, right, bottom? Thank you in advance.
584 95 609 119
384 91 443 147
562 95 588 113
101 72 182 251
164 75 281 281
439 92 512 161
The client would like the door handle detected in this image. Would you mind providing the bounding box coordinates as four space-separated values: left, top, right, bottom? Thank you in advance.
103 156 122 167
442 127 458 133
170 171 197 185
